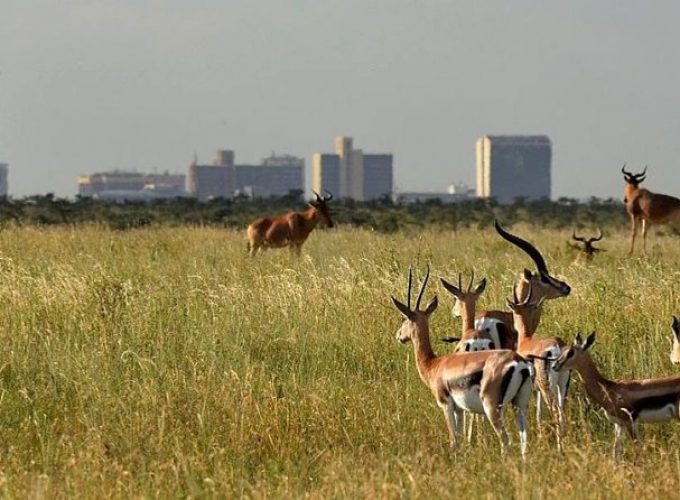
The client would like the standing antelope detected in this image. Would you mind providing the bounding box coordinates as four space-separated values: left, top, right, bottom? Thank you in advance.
507 284 571 446
670 316 680 365
246 191 334 257
391 266 534 456
622 164 680 255
448 222 572 350
554 332 680 459
570 229 605 262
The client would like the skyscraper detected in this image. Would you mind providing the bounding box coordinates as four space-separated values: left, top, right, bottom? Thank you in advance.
476 135 551 204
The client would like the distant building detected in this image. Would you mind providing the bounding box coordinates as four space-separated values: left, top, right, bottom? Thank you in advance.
187 150 304 201
0 163 7 197
394 183 474 204
78 171 186 201
312 136 393 200
476 135 551 204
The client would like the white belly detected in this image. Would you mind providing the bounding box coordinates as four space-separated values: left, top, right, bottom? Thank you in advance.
638 404 677 423
451 387 485 414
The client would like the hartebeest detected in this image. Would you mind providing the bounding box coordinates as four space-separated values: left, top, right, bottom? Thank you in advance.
246 191 334 256
391 266 534 456
622 164 680 255
447 222 571 350
570 229 605 262
554 332 680 459
670 316 680 365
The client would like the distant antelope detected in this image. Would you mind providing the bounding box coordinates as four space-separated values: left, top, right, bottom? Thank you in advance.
448 222 571 350
670 316 680 365
570 229 605 262
391 266 534 456
622 164 680 255
554 332 680 459
246 191 334 256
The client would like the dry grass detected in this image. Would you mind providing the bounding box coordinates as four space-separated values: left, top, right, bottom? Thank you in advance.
0 224 678 498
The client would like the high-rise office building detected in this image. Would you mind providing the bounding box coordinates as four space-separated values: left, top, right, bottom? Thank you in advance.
476 135 551 204
313 137 393 200
0 164 7 197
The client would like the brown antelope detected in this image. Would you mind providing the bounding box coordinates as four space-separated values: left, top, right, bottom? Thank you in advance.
507 284 571 446
570 229 605 262
670 316 680 365
554 332 680 458
246 191 334 256
622 164 680 255
447 222 571 350
391 266 534 456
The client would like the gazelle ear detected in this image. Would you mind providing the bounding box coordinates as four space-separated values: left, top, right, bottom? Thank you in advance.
522 269 533 282
391 297 414 320
474 278 487 295
583 332 596 351
440 278 463 299
424 296 438 316
574 333 583 346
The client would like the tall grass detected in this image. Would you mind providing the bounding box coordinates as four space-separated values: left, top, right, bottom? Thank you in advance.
0 224 678 498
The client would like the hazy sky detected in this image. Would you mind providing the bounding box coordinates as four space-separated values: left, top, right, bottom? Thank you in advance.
1 1 679 198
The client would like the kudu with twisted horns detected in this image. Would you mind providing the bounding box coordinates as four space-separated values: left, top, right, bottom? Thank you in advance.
246 190 334 256
571 229 605 262
621 164 680 255
391 266 535 456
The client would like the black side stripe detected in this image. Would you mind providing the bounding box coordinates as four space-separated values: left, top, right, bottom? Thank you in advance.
498 366 517 406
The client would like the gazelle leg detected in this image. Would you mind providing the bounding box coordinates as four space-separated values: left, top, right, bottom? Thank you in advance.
628 215 638 255
483 400 509 454
466 414 476 443
535 391 543 434
515 408 528 459
613 423 623 460
443 399 461 450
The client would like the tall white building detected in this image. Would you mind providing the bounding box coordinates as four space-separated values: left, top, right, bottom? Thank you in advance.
476 135 551 204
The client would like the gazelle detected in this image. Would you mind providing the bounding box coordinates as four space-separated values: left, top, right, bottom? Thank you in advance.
391 266 534 456
246 191 334 256
670 316 680 365
570 229 605 262
622 164 680 255
447 222 572 350
554 332 680 458
507 284 571 446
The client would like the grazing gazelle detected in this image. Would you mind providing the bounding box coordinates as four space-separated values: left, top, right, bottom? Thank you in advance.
670 316 680 365
622 164 680 255
507 284 571 446
448 222 572 350
391 266 534 456
246 191 334 256
570 229 605 262
554 332 680 458
439 271 502 351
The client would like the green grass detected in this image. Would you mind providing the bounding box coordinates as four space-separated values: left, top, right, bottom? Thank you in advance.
0 224 679 498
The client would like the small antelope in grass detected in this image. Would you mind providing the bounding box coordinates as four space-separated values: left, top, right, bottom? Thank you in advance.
507 284 572 447
447 222 572 350
570 229 605 262
554 332 680 459
622 164 680 255
439 271 498 352
391 266 534 456
670 316 680 365
246 191 334 256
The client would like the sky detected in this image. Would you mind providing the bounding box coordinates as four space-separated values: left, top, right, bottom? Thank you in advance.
1 1 679 199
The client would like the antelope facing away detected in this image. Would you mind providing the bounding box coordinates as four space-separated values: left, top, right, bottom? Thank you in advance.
622 165 680 255
448 222 572 351
570 229 605 263
554 332 680 459
246 191 334 256
670 316 680 365
391 266 534 456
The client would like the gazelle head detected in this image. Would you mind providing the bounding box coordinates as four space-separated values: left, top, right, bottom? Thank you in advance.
495 220 571 301
572 229 604 260
670 316 680 365
505 282 544 335
621 164 647 188
309 190 334 228
391 266 438 344
553 332 596 372
439 271 487 319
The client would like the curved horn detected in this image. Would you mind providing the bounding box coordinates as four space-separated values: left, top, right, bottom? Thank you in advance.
589 228 603 243
572 230 585 243
520 282 533 306
495 220 549 274
621 163 632 177
415 265 430 310
312 191 322 202
322 190 333 202
467 270 475 293
407 265 413 310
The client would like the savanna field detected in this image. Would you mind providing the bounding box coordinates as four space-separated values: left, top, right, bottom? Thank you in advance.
1 224 680 498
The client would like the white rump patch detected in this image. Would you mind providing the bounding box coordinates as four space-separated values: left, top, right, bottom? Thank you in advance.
457 338 494 352
474 317 503 349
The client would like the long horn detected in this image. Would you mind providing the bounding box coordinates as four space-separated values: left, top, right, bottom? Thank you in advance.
495 220 549 274
572 230 585 243
621 163 632 177
467 270 475 293
415 265 430 310
520 282 533 306
312 191 322 202
407 265 413 310
323 190 333 202
589 229 603 243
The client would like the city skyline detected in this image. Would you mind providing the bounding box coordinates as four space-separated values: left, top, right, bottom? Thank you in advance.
1 2 679 199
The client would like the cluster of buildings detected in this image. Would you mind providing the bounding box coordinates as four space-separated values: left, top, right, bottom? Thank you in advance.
72 134 552 204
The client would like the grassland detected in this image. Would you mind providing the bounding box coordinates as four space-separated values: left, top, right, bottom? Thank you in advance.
0 224 679 498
